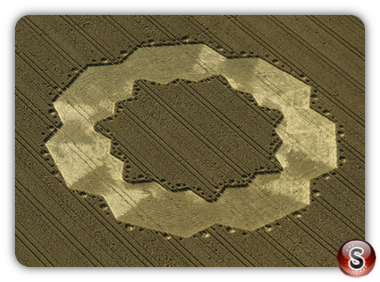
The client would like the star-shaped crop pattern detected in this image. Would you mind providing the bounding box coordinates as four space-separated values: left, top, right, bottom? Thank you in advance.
94 75 283 202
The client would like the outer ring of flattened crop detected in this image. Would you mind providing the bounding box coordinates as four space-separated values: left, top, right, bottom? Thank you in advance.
47 44 337 237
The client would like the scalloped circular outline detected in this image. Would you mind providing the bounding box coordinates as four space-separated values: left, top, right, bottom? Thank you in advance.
46 44 337 237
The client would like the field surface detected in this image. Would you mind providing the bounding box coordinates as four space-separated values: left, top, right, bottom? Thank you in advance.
15 15 365 267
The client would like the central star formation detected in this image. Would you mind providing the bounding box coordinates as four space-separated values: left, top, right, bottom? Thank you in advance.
94 76 284 201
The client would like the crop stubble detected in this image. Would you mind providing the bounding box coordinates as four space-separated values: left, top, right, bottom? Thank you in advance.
15 15 364 267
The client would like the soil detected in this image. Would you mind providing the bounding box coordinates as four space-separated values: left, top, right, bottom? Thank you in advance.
15 15 365 267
